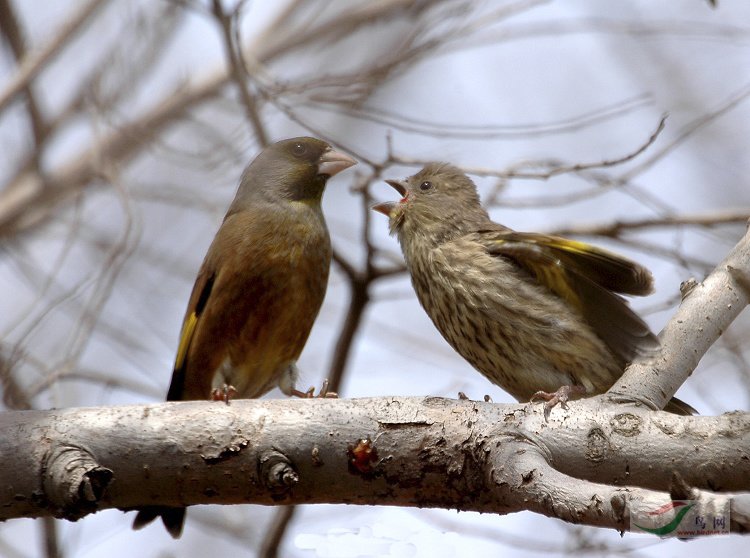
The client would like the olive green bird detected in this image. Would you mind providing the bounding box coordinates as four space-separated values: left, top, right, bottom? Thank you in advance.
373 163 694 419
133 137 355 538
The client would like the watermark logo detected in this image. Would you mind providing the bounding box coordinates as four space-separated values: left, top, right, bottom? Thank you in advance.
631 500 730 537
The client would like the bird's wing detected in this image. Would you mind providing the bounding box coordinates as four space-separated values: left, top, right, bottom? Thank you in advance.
475 228 658 363
166 265 216 401
481 230 654 296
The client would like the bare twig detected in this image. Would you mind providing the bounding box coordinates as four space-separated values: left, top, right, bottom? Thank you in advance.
390 114 668 180
259 506 296 558
621 83 750 181
0 0 107 113
211 0 269 147
302 93 652 139
551 208 750 237
0 0 47 150
40 517 61 558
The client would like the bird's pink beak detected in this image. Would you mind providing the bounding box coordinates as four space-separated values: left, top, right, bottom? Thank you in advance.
372 201 396 216
372 179 408 216
318 149 357 177
384 179 407 197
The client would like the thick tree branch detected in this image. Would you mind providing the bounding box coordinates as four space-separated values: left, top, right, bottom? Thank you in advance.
0 397 747 535
610 223 750 411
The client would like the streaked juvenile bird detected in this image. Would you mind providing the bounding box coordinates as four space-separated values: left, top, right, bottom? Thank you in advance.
133 137 356 538
373 163 694 419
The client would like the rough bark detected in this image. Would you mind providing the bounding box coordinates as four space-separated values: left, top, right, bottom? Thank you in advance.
611 222 750 411
0 396 748 534
1 204 748 537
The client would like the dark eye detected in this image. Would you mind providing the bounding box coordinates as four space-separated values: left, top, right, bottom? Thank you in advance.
292 142 307 157
420 181 433 191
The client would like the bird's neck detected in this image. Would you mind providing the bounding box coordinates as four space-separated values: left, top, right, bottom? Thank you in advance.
397 221 463 266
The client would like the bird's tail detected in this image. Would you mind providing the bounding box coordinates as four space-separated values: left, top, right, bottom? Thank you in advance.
132 506 186 539
665 396 697 416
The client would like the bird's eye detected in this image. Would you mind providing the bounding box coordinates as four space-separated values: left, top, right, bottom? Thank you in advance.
292 142 307 157
420 181 433 191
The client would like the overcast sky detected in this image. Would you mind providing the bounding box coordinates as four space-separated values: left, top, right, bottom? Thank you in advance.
1 1 749 556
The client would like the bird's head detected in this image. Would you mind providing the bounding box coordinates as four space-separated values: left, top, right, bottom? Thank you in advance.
234 137 356 208
373 163 489 243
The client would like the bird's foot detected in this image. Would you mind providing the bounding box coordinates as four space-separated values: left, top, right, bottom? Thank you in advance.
530 385 586 421
457 392 493 403
211 384 237 405
292 379 338 399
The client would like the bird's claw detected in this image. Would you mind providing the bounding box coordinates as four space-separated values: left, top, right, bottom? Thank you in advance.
292 379 338 399
530 385 586 421
457 392 493 403
211 384 237 405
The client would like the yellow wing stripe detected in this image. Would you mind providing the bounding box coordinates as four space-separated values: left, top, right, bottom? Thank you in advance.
175 312 198 370
550 238 620 259
536 262 581 309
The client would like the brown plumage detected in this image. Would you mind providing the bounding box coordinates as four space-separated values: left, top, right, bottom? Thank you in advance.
374 163 694 417
133 137 355 537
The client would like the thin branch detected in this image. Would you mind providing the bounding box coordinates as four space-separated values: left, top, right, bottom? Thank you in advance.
211 0 269 147
331 249 358 281
326 278 369 394
40 517 61 558
550 209 750 237
0 77 221 236
390 114 667 180
0 0 107 113
301 93 653 140
621 83 750 181
259 506 296 558
0 0 459 238
0 0 47 150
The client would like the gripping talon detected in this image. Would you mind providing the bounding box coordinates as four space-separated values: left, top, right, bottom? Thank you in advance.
211 384 237 404
530 385 586 421
292 379 338 399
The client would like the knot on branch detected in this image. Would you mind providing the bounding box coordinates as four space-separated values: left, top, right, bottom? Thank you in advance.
609 412 644 437
258 450 298 499
348 437 378 476
680 277 698 300
727 263 750 298
585 427 611 463
42 444 113 519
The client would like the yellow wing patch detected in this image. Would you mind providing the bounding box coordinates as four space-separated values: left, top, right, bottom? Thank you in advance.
533 260 581 309
175 312 198 371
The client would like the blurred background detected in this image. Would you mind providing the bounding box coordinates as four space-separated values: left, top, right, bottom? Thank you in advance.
1 1 749 556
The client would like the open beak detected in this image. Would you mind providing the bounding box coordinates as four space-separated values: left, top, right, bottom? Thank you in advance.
317 149 357 177
384 179 407 196
371 201 396 216
371 178 408 216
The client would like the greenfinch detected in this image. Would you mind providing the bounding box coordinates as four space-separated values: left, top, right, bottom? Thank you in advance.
374 163 694 419
133 137 355 537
